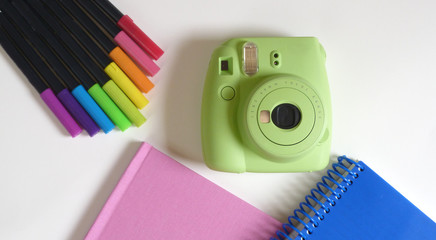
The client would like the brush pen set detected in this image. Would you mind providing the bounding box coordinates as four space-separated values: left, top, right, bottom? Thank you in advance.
0 0 163 137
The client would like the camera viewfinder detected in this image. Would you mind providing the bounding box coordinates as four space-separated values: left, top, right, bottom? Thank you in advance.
221 60 229 71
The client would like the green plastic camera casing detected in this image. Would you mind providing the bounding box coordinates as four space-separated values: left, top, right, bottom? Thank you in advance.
201 37 332 173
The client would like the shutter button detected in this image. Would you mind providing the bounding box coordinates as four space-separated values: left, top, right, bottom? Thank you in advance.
221 86 235 100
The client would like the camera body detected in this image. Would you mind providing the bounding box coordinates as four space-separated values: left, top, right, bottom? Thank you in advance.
201 37 331 173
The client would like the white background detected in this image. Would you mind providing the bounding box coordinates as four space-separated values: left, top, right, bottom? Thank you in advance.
1 0 435 239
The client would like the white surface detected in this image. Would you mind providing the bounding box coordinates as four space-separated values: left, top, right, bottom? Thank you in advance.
1 0 435 239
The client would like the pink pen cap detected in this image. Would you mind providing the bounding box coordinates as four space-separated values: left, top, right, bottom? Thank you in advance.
114 31 160 77
117 15 163 60
93 0 163 60
76 0 160 76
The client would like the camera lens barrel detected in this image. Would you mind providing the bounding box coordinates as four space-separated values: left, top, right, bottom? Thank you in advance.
272 104 301 129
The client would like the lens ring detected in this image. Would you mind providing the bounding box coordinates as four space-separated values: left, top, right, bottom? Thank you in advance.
245 75 326 160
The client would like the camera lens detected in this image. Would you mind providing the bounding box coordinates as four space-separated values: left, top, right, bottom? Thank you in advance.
272 104 301 129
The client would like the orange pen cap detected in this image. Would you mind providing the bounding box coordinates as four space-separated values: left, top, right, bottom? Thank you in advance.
109 46 154 93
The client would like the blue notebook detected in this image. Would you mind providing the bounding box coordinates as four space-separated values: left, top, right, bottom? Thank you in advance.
271 156 436 240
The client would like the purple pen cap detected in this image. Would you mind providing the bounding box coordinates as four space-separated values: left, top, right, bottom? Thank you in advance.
40 88 82 137
57 88 100 137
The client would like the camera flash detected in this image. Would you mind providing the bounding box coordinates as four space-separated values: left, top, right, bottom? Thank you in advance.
260 110 270 123
243 42 258 76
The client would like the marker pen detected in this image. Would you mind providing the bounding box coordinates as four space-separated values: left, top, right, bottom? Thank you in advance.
56 0 154 94
75 0 160 77
20 0 136 130
0 13 99 137
32 0 147 127
0 25 82 137
29 0 146 127
10 0 117 133
27 0 147 111
0 1 109 134
93 0 164 60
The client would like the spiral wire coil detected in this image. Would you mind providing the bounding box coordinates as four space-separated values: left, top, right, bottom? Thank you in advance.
271 156 365 240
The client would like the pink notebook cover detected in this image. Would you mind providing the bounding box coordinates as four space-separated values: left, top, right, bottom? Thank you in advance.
85 142 281 240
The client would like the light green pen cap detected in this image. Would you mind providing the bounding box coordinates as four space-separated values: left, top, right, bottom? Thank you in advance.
88 83 131 131
102 80 146 127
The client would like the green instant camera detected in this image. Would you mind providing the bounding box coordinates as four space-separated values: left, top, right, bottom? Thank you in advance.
201 37 332 173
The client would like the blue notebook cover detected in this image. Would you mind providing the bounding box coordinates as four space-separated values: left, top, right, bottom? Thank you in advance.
271 157 436 240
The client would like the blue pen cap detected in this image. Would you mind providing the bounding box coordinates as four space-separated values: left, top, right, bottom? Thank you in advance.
71 85 114 134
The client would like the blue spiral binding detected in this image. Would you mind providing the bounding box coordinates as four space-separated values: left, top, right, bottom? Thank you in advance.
271 156 365 240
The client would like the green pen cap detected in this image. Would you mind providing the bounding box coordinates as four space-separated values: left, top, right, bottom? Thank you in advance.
88 83 131 131
102 80 146 127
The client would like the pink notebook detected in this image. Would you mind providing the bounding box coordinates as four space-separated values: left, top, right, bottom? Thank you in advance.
85 142 281 240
